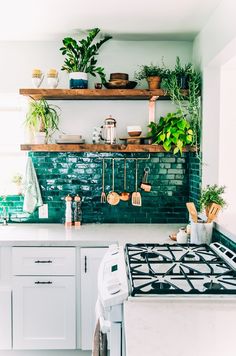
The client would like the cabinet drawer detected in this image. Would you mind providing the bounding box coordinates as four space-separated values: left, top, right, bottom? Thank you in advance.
12 247 75 275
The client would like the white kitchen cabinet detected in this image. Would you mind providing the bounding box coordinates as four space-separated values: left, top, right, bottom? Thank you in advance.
80 247 107 350
0 287 11 349
13 276 76 349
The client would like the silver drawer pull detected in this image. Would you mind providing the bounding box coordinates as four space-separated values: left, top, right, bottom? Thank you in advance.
35 281 53 285
34 260 53 264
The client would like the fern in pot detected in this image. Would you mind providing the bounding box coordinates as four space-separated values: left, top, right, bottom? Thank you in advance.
25 99 60 144
60 27 112 89
135 63 167 89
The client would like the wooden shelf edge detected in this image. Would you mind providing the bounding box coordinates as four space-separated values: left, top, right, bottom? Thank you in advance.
20 144 197 153
19 88 169 100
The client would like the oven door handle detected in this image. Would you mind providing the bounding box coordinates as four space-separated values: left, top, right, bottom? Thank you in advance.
96 299 111 334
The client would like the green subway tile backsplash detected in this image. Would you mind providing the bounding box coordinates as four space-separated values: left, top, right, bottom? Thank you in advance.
0 151 202 224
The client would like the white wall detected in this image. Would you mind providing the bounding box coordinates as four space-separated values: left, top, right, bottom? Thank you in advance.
193 0 236 185
0 40 192 141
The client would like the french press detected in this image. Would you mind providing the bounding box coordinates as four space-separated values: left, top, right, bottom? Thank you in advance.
101 115 117 144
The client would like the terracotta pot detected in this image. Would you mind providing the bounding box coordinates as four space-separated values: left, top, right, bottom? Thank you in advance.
147 76 161 90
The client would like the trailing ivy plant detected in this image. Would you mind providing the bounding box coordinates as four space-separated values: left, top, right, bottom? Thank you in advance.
60 28 112 83
162 58 202 154
148 110 194 155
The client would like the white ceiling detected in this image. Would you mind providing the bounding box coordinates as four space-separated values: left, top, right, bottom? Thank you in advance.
0 0 222 41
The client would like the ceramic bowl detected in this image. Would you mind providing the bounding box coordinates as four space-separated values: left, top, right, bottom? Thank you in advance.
127 126 142 137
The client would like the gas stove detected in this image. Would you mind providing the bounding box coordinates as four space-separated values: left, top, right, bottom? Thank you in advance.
125 243 236 296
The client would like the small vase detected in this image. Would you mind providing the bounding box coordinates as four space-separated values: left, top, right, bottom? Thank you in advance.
47 77 59 89
147 76 161 90
69 72 88 89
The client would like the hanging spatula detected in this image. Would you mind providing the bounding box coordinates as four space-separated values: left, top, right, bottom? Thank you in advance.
132 159 142 207
186 202 198 223
207 203 221 223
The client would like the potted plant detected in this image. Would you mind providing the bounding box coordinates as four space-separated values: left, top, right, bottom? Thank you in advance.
60 27 112 89
200 184 226 217
135 63 167 89
12 173 23 195
25 99 60 144
147 110 194 154
174 56 192 89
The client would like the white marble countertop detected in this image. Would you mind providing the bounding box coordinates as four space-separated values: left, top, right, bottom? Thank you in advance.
0 223 181 246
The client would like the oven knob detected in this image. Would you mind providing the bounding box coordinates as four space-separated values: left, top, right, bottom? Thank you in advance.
109 244 119 255
107 278 121 294
108 283 121 295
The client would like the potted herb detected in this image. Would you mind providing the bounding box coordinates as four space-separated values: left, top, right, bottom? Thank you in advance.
25 99 60 144
12 173 23 195
147 110 194 154
60 28 112 89
135 63 167 89
174 56 192 89
200 184 226 217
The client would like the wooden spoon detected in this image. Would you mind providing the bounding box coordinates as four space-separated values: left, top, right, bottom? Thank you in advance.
186 202 198 223
107 159 120 206
120 158 130 201
207 203 221 223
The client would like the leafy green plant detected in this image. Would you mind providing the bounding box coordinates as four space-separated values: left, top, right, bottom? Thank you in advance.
60 28 112 83
25 99 60 142
174 56 192 76
135 63 167 80
200 185 226 212
162 59 202 153
147 110 194 154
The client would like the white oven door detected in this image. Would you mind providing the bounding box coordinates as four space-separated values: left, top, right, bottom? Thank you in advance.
95 300 123 356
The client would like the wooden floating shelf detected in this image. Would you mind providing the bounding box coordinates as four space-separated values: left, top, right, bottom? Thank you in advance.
20 144 196 153
19 88 171 100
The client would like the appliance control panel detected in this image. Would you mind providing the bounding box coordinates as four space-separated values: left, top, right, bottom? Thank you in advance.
98 245 128 308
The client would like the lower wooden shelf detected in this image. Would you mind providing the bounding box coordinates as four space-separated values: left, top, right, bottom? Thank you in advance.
20 144 196 153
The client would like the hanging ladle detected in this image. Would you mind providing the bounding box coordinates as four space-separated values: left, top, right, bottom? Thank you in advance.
120 158 130 201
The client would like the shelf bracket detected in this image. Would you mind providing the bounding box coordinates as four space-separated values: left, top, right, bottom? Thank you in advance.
148 96 159 126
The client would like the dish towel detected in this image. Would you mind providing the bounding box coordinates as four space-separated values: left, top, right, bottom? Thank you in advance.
92 300 108 356
23 157 43 213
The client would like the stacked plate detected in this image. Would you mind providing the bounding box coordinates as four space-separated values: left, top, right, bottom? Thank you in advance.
56 134 85 144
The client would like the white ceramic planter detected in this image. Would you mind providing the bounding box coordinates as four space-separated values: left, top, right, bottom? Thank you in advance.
47 77 59 89
190 222 213 245
34 132 46 144
69 72 88 89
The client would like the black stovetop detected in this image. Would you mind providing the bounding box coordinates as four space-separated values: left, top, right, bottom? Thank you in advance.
125 243 236 296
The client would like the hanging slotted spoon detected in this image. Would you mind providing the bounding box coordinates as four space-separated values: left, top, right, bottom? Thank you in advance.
132 159 142 206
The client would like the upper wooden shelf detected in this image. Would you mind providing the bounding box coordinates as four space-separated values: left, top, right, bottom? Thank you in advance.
19 88 170 101
20 144 196 153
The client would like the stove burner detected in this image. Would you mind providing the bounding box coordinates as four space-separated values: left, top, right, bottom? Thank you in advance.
203 282 223 290
185 253 195 260
151 281 171 290
140 252 158 259
126 243 236 296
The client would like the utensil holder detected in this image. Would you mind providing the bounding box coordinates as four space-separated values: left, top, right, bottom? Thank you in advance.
190 222 213 245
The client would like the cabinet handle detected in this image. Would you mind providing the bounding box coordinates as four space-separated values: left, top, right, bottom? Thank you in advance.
34 260 53 264
35 281 53 285
85 256 87 273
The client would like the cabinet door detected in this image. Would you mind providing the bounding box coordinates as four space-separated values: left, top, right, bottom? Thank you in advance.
0 288 11 349
80 247 107 350
13 276 76 350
